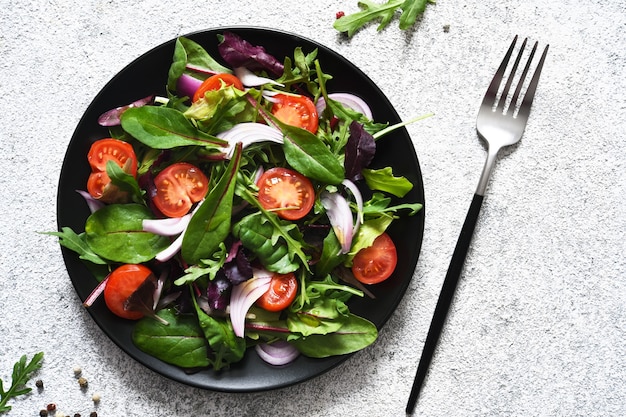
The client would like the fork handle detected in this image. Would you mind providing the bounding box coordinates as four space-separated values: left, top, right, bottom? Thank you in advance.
406 192 484 414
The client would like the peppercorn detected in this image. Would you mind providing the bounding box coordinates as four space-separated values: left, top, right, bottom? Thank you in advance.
39 410 47 417
89 412 98 417
47 403 57 412
74 414 82 417
73 366 82 376
35 379 44 389
91 393 101 403
78 377 88 388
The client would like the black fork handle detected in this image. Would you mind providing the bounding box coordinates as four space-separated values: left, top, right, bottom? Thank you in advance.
406 193 484 414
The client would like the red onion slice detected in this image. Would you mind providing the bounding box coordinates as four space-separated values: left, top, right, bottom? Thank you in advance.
217 123 284 158
230 270 273 337
316 93 373 120
234 67 283 87
321 191 354 254
255 341 300 366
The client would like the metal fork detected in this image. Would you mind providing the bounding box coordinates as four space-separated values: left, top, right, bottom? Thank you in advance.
406 36 549 414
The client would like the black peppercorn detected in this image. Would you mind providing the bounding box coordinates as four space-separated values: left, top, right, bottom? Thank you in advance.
39 410 47 417
35 379 44 389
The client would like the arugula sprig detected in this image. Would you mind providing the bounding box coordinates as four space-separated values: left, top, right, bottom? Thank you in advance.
334 0 435 37
0 352 44 413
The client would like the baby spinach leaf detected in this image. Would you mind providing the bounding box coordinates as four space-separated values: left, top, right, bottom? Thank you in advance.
362 166 413 197
193 296 246 371
281 123 344 185
182 144 242 265
120 106 227 149
132 308 210 368
84 204 170 263
106 160 144 203
290 314 378 358
167 37 232 92
315 229 347 278
287 297 347 337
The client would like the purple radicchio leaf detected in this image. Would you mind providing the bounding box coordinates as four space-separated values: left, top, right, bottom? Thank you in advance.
344 121 376 181
223 245 253 285
98 95 155 127
124 272 169 324
207 275 232 311
218 32 284 77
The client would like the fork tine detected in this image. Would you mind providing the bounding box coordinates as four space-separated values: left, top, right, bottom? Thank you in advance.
496 37 527 113
481 35 518 109
517 43 549 120
509 40 538 113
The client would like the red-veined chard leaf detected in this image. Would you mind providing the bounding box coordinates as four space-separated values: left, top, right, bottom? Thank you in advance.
280 123 345 185
181 143 243 265
132 308 210 368
289 313 378 358
120 106 227 150
84 204 170 263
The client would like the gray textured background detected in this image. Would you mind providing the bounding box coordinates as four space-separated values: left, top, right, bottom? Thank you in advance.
1 1 624 416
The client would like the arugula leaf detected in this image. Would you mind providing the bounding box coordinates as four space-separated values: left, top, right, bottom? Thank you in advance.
0 352 44 413
233 212 310 274
334 0 434 37
41 228 107 265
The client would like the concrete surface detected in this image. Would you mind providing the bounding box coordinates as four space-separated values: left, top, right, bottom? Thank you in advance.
0 0 624 416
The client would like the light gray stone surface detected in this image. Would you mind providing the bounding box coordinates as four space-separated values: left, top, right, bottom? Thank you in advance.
1 1 624 416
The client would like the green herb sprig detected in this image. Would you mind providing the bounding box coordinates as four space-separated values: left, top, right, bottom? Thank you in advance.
334 0 436 37
0 352 44 413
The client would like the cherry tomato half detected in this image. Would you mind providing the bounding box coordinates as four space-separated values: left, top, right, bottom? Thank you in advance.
153 162 209 218
104 264 154 320
192 73 244 102
87 138 137 175
271 93 319 133
256 273 298 312
351 232 398 285
86 138 137 202
257 167 315 220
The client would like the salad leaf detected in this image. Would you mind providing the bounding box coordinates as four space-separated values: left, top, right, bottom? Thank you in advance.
362 192 423 216
84 204 170 263
42 227 107 265
348 215 394 258
344 121 376 181
217 31 284 77
0 352 44 413
120 106 227 149
193 295 246 371
182 143 243 265
362 166 413 197
334 0 434 37
287 297 347 337
132 309 211 368
106 160 144 203
167 37 232 92
290 313 378 357
281 123 345 185
233 212 309 274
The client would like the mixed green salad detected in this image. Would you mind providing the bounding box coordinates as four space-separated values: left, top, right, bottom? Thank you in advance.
49 32 423 371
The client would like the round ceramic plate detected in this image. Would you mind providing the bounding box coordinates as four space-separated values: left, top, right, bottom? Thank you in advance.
57 27 425 392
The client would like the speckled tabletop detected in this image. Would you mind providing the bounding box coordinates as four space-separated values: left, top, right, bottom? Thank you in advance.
1 1 624 416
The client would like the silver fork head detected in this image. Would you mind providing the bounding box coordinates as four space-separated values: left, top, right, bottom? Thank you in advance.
476 36 549 148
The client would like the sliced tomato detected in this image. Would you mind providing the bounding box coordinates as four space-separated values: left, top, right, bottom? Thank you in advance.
256 273 298 312
152 162 209 217
351 232 398 285
271 93 319 133
86 138 137 202
257 167 315 220
104 264 154 320
87 138 137 175
192 73 244 102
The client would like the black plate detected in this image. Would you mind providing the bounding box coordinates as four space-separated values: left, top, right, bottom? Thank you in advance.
57 27 425 392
